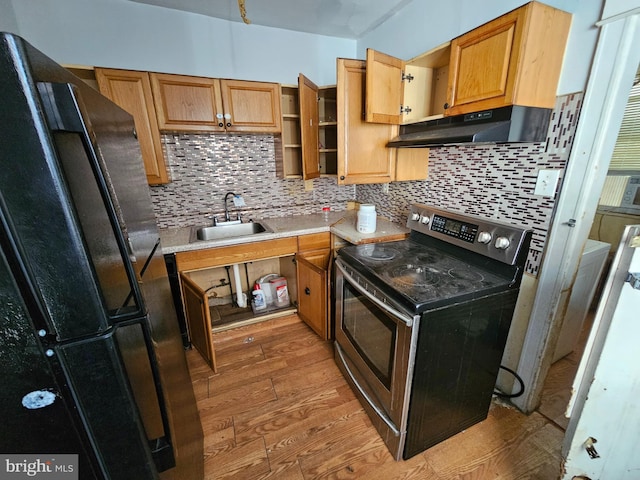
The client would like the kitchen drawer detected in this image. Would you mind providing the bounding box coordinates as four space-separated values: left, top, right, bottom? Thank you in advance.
298 232 331 252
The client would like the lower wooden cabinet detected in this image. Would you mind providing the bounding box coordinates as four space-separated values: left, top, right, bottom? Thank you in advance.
296 233 332 340
180 273 218 372
296 249 331 340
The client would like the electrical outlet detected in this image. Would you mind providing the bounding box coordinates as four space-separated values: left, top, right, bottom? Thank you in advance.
534 170 560 197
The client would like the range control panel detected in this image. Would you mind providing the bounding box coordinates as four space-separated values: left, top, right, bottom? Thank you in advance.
430 215 478 243
407 204 532 265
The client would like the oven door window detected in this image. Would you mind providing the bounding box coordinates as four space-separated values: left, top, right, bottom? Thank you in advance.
342 282 397 389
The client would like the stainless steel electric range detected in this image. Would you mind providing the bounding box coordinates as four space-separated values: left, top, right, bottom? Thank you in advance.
334 204 532 460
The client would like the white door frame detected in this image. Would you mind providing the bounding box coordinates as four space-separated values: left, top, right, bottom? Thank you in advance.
512 3 640 413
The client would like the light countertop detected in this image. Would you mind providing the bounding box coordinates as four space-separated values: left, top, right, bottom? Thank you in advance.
160 211 410 254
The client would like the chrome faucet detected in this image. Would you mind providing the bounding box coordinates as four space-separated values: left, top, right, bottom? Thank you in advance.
224 191 241 222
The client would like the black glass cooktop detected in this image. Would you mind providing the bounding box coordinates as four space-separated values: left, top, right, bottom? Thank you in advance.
338 238 516 312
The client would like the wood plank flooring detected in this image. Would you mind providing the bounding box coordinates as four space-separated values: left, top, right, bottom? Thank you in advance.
186 314 574 479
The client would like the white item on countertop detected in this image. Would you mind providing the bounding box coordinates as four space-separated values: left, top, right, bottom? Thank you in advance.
322 206 330 222
357 204 377 233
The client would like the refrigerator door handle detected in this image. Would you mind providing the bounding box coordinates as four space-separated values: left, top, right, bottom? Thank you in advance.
107 316 177 472
37 81 145 318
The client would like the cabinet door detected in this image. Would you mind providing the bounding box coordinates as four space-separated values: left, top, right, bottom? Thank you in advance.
446 8 523 115
95 68 169 184
150 73 224 132
180 273 217 372
395 148 429 181
296 250 330 340
446 2 570 116
337 58 397 185
298 74 320 179
365 49 405 124
219 79 282 133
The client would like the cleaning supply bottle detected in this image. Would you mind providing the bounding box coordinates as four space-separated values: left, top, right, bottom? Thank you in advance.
252 284 266 311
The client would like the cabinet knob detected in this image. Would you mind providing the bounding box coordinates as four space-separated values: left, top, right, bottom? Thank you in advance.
340 175 345 180
226 122 232 127
443 102 449 109
218 122 224 127
305 287 311 295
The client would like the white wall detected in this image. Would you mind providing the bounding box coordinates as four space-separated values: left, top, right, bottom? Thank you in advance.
4 0 355 85
0 0 18 32
3 0 605 93
358 0 603 95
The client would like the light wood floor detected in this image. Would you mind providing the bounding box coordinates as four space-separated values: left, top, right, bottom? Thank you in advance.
186 314 584 479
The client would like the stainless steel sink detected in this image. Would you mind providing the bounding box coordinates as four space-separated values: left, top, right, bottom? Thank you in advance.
191 222 270 242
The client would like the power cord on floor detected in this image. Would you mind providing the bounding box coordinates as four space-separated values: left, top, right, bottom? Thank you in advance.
494 365 525 398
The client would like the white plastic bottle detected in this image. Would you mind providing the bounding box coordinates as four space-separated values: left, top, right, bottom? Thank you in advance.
357 204 377 233
252 285 266 311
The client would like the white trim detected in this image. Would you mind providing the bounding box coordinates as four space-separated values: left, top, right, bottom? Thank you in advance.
597 6 640 25
511 11 640 413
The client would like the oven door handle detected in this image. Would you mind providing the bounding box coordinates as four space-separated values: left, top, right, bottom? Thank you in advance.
335 259 416 328
335 343 401 437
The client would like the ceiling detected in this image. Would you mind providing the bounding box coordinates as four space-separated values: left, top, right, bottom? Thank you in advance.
127 0 412 39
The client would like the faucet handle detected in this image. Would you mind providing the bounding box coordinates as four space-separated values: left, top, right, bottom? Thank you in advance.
211 215 218 226
236 212 242 222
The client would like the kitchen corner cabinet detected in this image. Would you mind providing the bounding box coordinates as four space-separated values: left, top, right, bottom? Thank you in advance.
296 233 331 340
95 68 169 184
366 2 571 123
337 58 398 185
150 73 282 133
446 1 571 116
277 75 337 180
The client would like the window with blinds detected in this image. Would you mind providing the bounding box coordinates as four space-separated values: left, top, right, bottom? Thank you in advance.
608 66 640 172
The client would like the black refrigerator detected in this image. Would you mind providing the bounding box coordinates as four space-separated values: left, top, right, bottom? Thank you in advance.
0 33 204 479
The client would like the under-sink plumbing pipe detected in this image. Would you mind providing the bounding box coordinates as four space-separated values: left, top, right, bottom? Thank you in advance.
224 266 233 305
232 263 247 308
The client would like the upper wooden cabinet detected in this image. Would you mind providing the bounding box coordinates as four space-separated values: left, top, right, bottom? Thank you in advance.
366 43 451 125
366 1 571 124
446 1 571 116
150 73 221 132
277 76 337 180
298 74 321 180
95 68 169 184
220 79 282 133
337 59 398 185
150 73 282 133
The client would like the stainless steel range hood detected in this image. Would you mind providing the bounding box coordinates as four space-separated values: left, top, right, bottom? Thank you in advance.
387 105 552 148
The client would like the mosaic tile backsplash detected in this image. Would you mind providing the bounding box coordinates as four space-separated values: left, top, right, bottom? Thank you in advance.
149 134 355 228
357 93 583 276
149 93 582 276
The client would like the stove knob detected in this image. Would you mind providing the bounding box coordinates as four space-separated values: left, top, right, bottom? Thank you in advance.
411 212 421 221
477 231 492 244
495 237 511 250
420 215 430 225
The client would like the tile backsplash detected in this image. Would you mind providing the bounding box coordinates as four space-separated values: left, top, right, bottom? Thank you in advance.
149 93 582 277
149 133 355 228
357 93 583 276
